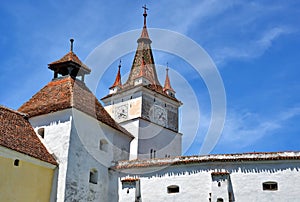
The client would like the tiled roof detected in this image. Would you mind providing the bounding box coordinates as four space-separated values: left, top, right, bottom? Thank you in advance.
49 51 91 73
121 177 139 182
163 68 175 92
112 151 300 170
123 9 160 88
0 106 57 165
110 64 122 89
18 76 132 137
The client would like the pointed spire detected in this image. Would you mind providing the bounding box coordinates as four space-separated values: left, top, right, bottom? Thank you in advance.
124 6 160 87
164 63 175 97
138 5 151 43
109 60 122 90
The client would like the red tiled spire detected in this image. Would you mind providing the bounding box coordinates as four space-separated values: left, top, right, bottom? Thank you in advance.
163 65 175 92
110 60 122 89
124 6 161 87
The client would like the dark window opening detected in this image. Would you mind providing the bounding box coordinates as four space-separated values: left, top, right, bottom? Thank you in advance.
263 181 278 191
217 198 224 202
218 182 221 187
167 185 179 194
14 159 19 166
89 169 98 184
150 149 153 159
37 128 45 138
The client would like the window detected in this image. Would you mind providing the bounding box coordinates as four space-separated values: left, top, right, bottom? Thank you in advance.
89 169 98 184
37 128 45 138
262 181 278 191
217 198 224 202
218 182 221 187
99 139 108 152
14 159 19 166
167 185 179 194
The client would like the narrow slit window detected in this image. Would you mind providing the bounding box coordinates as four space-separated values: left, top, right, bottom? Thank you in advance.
167 185 179 194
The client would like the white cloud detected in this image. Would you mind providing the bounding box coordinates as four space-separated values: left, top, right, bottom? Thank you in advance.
219 107 300 149
214 26 293 64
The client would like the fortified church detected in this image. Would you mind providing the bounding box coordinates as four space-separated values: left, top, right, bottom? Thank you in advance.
1 7 300 202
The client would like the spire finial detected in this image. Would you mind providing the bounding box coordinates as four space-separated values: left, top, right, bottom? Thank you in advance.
118 59 122 69
163 63 175 96
70 38 74 52
142 5 148 27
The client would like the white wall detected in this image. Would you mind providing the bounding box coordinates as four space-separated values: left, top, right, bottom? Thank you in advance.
117 160 300 202
30 108 132 202
29 109 73 202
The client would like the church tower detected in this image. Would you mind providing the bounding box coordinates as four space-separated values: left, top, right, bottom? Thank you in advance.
102 6 183 160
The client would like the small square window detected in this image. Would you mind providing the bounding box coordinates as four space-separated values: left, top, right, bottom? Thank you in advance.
14 159 20 166
262 181 278 191
167 185 179 194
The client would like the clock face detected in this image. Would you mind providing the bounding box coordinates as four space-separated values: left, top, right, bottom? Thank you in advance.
153 105 167 127
115 105 128 122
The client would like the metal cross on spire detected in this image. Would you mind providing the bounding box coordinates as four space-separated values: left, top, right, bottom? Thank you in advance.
142 5 148 27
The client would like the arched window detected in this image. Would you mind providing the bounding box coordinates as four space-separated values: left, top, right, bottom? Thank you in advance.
99 139 108 152
89 169 98 184
167 185 179 193
262 181 278 191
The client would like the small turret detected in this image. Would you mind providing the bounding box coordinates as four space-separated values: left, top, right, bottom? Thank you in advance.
48 39 91 82
163 64 176 97
109 60 122 94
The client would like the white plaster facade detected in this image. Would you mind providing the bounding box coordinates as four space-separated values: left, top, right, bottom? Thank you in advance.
114 153 300 202
29 108 132 202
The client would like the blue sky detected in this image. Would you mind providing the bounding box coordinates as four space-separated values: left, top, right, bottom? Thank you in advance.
1 1 299 155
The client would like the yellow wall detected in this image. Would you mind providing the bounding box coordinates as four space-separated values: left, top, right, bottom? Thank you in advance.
0 155 55 202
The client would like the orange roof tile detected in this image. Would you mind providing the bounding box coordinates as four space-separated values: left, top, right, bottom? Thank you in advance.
163 68 175 92
0 106 57 165
49 51 91 74
18 76 132 138
110 64 122 89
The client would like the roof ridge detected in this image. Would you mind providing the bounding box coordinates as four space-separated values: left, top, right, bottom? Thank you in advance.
0 105 28 117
